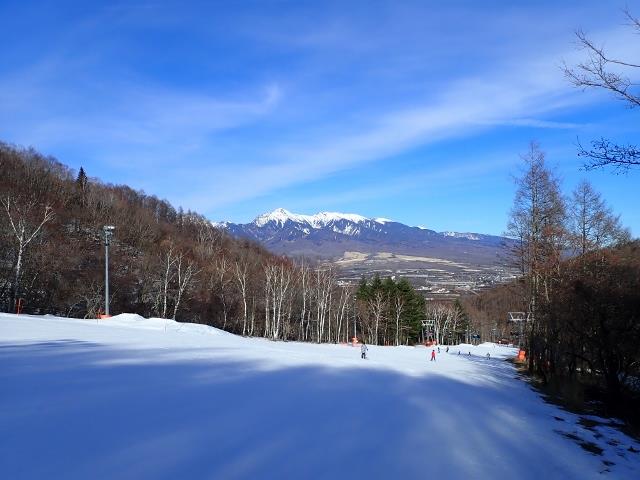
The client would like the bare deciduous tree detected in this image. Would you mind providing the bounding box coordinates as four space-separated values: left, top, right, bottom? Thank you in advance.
507 143 567 373
2 196 54 309
234 259 249 335
172 254 199 320
568 180 630 254
393 294 405 346
158 244 178 318
334 284 353 344
506 143 566 316
212 255 233 329
263 261 292 340
367 290 386 344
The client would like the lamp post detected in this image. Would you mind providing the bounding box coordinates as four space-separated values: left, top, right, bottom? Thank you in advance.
103 226 115 317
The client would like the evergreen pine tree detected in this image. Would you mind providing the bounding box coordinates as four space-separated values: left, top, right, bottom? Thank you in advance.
75 167 88 207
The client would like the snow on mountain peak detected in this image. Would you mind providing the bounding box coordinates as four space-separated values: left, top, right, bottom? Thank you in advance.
254 208 306 227
220 209 488 242
313 211 368 225
253 208 373 229
218 209 498 245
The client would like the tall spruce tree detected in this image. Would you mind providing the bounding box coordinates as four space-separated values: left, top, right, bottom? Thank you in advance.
75 167 88 207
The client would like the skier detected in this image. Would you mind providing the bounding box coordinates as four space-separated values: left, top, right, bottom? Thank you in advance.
430 349 436 361
437 346 440 353
486 352 491 359
361 341 368 360
446 346 449 353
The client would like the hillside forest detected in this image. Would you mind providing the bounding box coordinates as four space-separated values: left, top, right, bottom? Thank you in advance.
1 142 438 346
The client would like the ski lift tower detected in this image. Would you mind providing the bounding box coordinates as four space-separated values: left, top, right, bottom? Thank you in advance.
490 324 498 343
507 312 530 347
422 318 435 345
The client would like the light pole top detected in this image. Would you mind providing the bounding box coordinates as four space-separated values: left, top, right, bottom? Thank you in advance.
103 225 115 245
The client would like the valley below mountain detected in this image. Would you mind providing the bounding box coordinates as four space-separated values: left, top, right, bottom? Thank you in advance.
215 209 518 299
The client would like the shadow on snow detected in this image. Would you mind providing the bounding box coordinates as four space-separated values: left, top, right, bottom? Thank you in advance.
0 341 616 480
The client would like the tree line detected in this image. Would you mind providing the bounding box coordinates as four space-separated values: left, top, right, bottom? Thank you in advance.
493 8 640 413
466 8 640 400
465 141 638 412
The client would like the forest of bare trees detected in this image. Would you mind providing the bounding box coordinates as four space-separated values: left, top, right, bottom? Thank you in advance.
460 141 639 417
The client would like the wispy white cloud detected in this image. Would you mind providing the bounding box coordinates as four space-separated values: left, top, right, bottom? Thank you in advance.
288 153 516 213
1 1 637 223
0 65 282 151
188 19 640 212
496 119 583 129
177 48 593 210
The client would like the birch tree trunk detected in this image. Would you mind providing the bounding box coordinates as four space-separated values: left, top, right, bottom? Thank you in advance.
234 260 249 336
172 255 198 320
2 196 54 309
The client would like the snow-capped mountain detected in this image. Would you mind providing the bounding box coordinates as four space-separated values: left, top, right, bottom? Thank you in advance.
214 208 510 265
251 208 372 231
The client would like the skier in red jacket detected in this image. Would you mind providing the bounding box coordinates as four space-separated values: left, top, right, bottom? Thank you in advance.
430 349 436 361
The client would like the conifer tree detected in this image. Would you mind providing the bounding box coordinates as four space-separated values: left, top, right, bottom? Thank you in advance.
75 167 88 207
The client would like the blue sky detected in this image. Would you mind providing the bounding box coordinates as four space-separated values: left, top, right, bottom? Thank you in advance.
0 0 638 236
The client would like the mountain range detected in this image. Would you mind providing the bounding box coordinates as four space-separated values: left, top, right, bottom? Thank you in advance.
214 208 511 266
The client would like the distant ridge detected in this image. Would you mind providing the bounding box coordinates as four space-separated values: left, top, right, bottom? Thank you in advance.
214 208 511 265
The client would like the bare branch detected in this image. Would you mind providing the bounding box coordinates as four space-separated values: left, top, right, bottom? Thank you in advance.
578 138 640 173
575 29 640 69
564 11 640 172
24 205 55 246
563 28 640 108
623 6 640 31
2 196 21 238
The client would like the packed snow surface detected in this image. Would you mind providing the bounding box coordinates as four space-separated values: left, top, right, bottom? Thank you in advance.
2 313 639 479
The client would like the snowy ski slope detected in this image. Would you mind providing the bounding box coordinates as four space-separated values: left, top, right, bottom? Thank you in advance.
1 313 639 479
